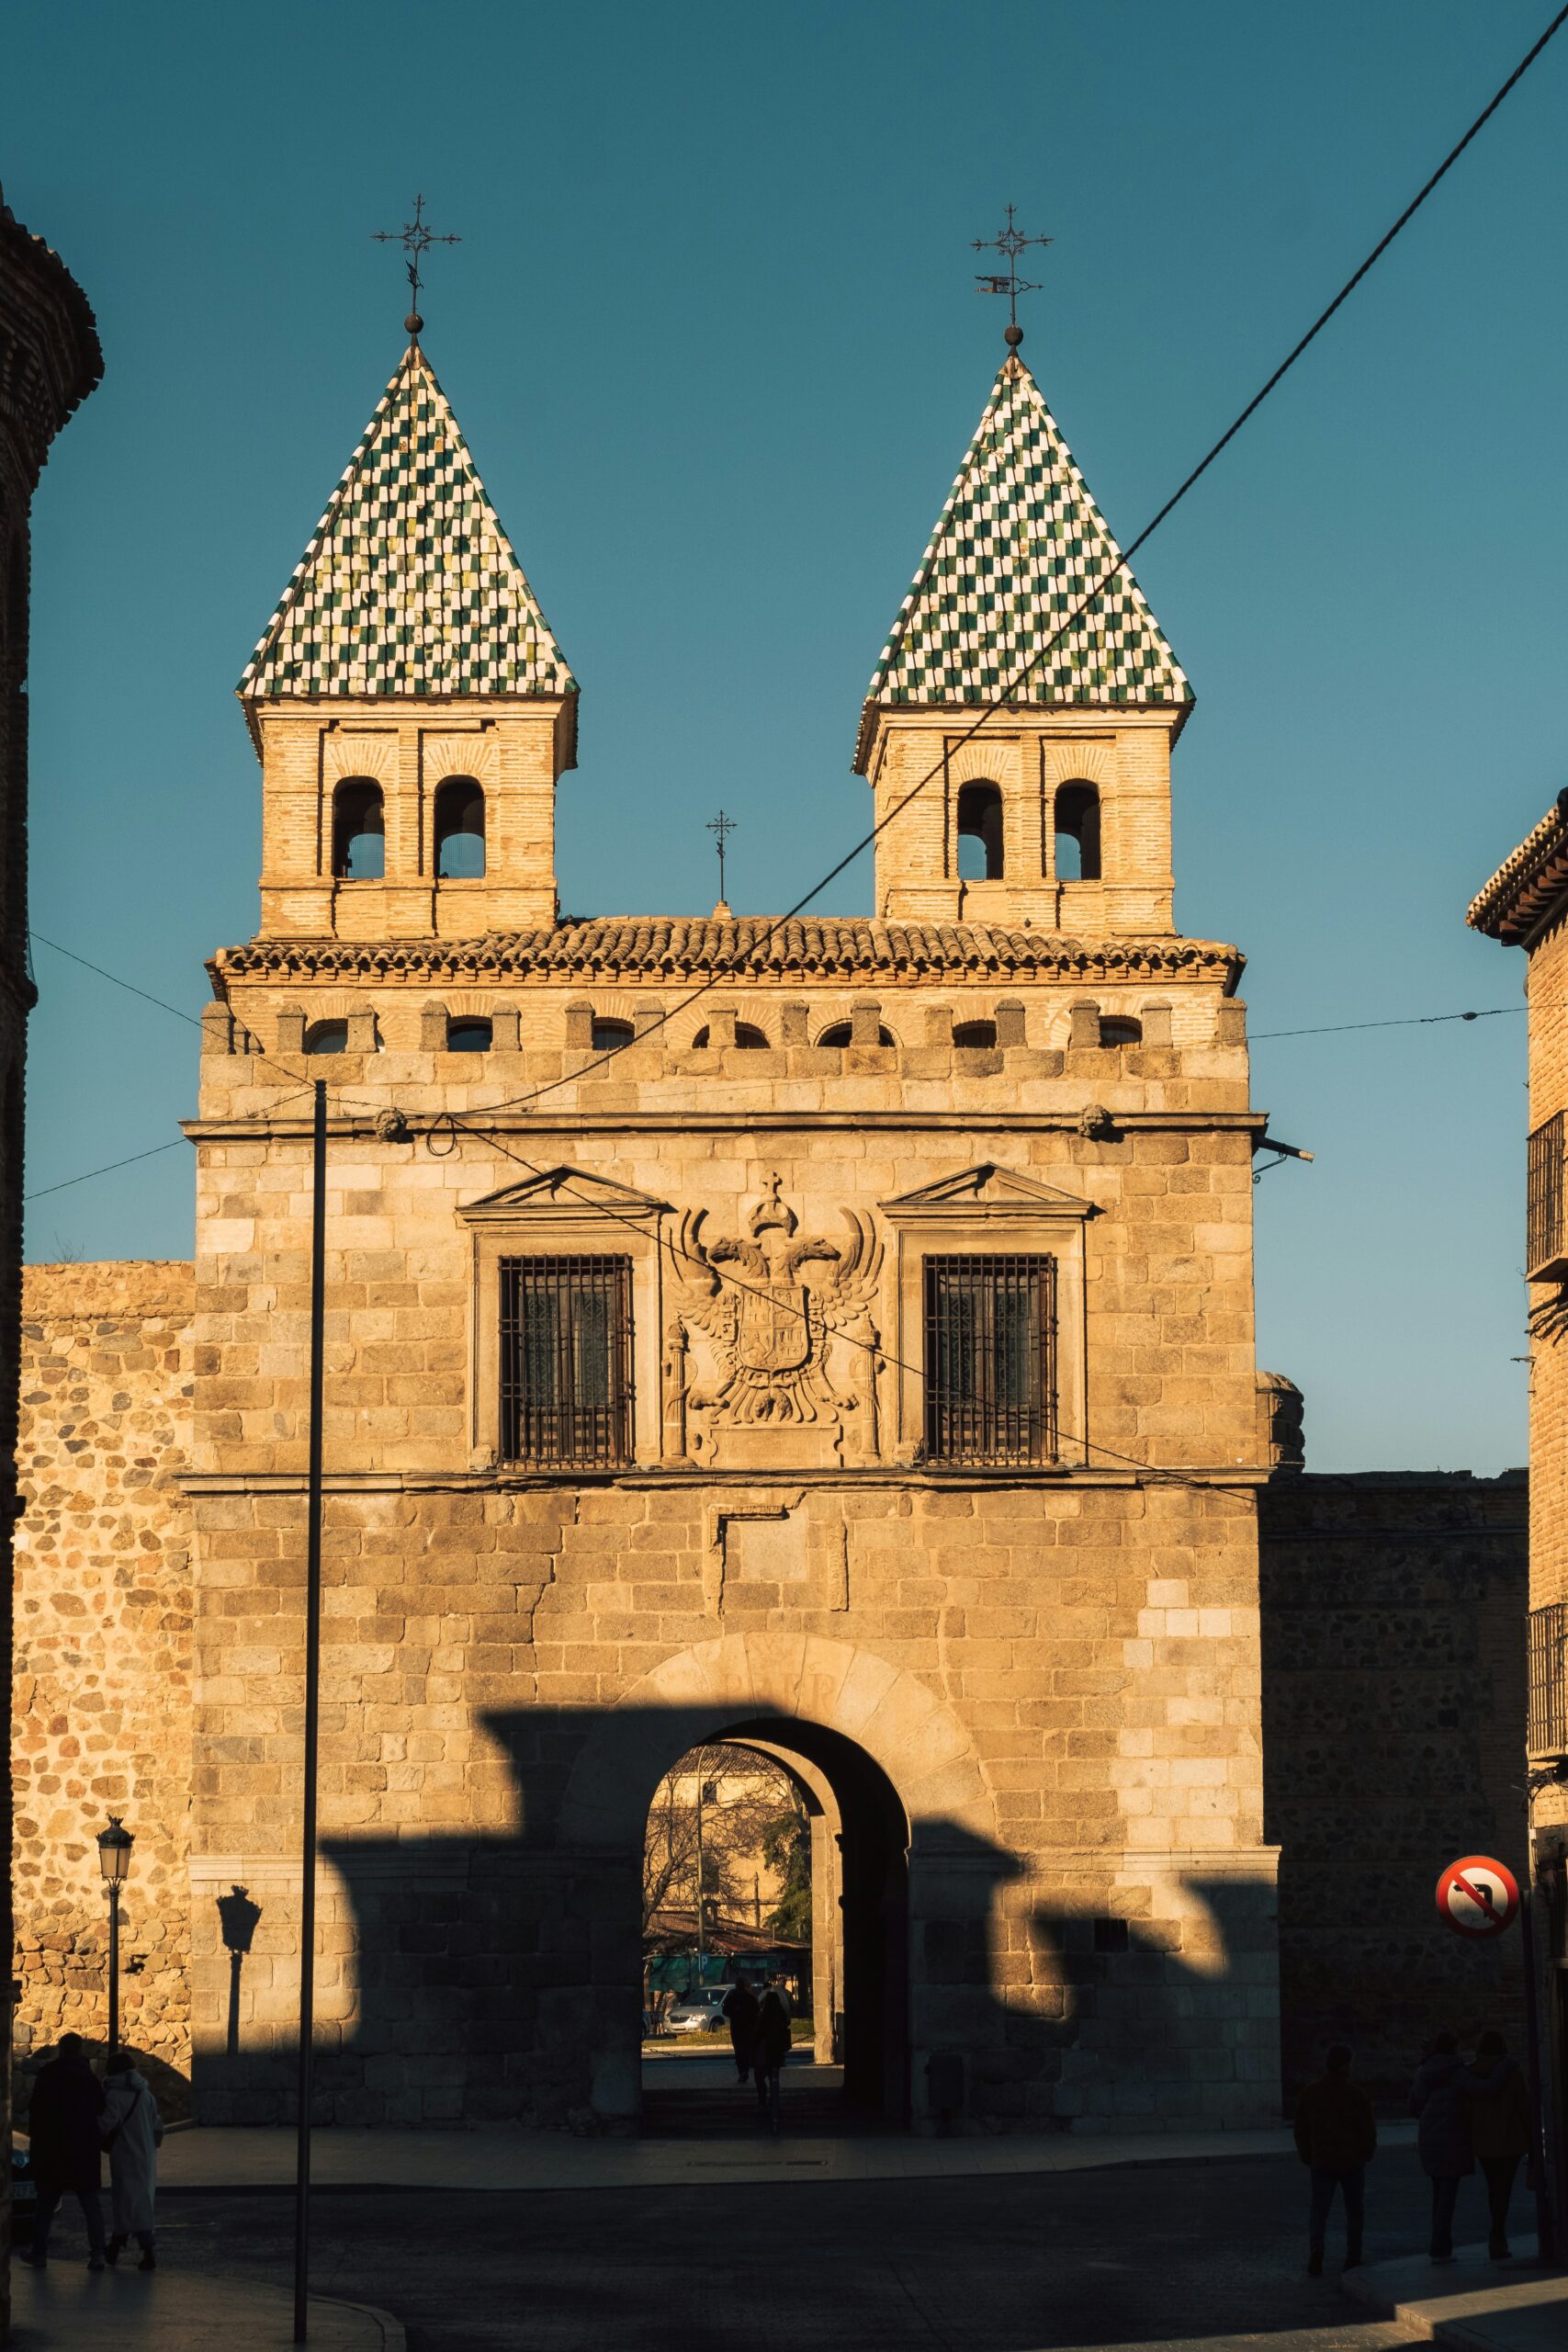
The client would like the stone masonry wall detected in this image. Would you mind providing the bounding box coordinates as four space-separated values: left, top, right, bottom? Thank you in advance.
12 1262 195 2113
1259 1469 1529 2107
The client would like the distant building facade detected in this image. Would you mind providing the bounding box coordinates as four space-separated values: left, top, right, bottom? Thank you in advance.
1469 812 1568 2238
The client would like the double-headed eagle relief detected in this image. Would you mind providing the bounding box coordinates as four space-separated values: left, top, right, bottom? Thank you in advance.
664 1174 885 1465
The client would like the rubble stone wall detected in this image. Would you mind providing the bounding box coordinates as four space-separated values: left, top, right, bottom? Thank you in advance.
12 1261 195 2113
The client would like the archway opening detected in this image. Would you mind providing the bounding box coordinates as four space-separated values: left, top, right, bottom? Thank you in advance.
637 1718 908 2134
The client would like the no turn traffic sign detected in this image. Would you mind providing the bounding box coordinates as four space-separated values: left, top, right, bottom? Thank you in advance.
1436 1855 1519 1939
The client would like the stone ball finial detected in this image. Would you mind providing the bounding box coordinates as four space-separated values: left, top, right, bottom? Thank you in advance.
1004 322 1023 348
405 310 423 338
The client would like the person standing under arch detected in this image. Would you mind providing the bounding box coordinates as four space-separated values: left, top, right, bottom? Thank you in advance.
722 1978 760 2086
752 1979 793 2133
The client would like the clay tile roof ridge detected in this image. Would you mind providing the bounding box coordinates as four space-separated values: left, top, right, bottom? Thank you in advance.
211 918 1244 985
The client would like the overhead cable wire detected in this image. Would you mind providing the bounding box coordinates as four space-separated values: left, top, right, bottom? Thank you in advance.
1252 1005 1524 1041
28 931 384 1112
462 3 1568 1121
24 1138 189 1203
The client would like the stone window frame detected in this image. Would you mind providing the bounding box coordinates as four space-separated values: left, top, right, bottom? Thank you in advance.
879 1166 1092 1469
457 1170 670 1471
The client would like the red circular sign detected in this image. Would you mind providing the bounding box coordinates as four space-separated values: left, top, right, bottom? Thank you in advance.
1436 1855 1519 1939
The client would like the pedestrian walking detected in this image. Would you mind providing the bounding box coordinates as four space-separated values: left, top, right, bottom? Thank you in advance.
1293 2042 1376 2274
24 2032 107 2269
1465 2031 1531 2263
721 1979 761 2085
751 1983 792 2133
1409 2031 1473 2261
99 2049 164 2270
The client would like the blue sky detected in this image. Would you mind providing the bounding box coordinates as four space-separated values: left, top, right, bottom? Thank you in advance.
6 2 1564 1473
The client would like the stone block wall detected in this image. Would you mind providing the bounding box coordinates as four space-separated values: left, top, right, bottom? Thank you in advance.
12 1262 195 2112
1258 1469 1529 2106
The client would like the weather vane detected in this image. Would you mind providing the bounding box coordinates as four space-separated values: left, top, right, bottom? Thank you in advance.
373 194 460 342
707 808 736 908
973 206 1052 348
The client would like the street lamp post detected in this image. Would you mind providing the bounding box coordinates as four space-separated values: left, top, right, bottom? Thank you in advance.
96 1815 134 2059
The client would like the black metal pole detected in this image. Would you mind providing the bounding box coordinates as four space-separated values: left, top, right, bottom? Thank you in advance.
107 1891 118 2061
293 1080 327 2344
1520 1880 1561 2265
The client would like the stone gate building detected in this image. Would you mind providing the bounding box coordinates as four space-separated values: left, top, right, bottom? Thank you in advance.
159 318 1290 2132
11 317 1534 2133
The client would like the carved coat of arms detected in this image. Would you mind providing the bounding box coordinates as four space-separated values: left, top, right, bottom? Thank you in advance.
664 1174 884 1464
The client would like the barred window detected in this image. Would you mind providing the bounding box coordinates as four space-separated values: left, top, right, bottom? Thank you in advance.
499 1255 632 1467
1528 1602 1567 1758
923 1254 1057 1466
1528 1114 1565 1274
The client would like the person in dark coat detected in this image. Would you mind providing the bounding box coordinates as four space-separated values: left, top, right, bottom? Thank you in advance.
25 2032 107 2268
1409 2031 1473 2261
751 1983 793 2133
1293 2043 1377 2274
1466 2031 1532 2262
721 1980 761 2085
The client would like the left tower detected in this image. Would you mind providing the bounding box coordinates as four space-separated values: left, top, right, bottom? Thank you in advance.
0 182 101 2302
239 336 576 940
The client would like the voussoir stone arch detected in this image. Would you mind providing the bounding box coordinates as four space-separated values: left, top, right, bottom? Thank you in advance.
559 1630 995 1848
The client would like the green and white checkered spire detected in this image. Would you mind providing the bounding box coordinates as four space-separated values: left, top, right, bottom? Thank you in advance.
856 355 1190 766
239 343 575 708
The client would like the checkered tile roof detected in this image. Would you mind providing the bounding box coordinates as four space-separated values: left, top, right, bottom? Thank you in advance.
239 343 574 708
857 355 1190 768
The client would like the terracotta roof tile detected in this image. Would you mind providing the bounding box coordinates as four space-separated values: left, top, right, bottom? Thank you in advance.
214 915 1242 989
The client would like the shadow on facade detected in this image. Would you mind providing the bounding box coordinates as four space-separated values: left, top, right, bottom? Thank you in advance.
1258 1476 1529 2108
192 1703 1275 2133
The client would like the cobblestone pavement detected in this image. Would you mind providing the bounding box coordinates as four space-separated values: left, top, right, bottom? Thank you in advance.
133 2149 1448 2351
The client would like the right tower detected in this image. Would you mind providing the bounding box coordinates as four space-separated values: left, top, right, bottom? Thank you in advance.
856 348 1190 933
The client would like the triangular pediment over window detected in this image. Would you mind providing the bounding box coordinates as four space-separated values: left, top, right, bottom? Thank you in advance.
459 1166 671 1226
881 1163 1094 1220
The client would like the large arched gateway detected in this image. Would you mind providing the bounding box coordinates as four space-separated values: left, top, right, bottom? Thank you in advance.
561 1634 993 2128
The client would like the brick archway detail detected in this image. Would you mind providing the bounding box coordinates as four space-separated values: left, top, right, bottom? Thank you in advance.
558 1632 994 1847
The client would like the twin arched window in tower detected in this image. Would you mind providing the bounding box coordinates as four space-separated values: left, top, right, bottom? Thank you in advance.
434 778 486 878
330 775 488 882
953 777 1102 883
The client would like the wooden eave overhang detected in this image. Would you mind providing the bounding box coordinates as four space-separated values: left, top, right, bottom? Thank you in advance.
1468 803 1568 946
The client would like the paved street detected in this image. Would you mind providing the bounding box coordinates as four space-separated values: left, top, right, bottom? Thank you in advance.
138 2149 1444 2352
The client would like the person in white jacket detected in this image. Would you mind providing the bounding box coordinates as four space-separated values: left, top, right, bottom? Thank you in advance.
99 2052 164 2270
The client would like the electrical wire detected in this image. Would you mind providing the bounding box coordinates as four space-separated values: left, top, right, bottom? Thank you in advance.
1252 1005 1524 1041
28 930 386 1112
454 2 1568 1122
24 1138 189 1204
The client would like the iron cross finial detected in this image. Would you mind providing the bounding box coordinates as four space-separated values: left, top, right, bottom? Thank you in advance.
373 194 460 343
707 808 737 906
973 205 1053 348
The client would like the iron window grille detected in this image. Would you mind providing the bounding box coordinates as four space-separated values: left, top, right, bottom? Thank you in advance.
922 1253 1057 1466
1528 1113 1566 1276
1528 1602 1568 1758
499 1254 633 1468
